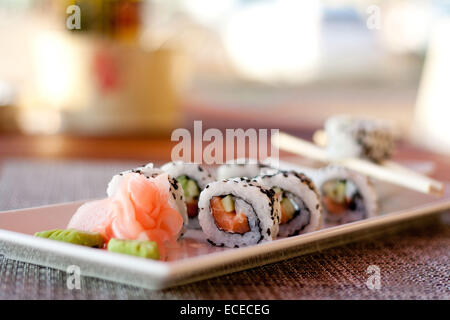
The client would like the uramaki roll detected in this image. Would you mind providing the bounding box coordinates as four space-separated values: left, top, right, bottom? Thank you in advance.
254 171 322 237
198 178 281 248
160 161 215 228
313 165 378 225
325 115 395 163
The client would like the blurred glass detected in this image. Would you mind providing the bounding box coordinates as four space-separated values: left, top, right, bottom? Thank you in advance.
413 18 450 155
0 0 187 135
0 0 449 138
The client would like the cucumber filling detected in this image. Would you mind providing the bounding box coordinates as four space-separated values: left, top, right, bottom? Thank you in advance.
177 175 200 217
274 187 310 227
322 179 365 222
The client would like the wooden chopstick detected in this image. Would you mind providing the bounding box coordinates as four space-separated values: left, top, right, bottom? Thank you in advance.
312 129 443 193
272 131 445 196
382 161 443 196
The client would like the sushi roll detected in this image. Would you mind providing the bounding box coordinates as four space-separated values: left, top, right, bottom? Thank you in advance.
198 178 281 248
324 115 395 163
313 166 378 225
106 163 188 228
160 161 215 228
260 157 318 178
216 158 268 179
254 171 322 237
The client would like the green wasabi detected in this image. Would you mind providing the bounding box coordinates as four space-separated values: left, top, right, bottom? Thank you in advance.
34 229 105 248
107 238 160 260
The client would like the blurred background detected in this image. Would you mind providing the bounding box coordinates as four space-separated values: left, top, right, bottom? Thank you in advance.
1 0 450 160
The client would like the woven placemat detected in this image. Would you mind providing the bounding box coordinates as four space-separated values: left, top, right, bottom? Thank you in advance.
0 159 449 300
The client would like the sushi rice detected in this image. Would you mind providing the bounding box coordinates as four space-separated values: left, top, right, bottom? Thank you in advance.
216 158 269 180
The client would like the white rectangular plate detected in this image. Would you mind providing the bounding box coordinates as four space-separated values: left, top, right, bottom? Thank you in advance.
1 181 450 290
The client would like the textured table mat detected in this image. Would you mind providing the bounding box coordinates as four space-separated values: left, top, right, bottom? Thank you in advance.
0 159 449 300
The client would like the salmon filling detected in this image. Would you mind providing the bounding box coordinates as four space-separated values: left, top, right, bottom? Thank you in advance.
322 196 348 215
186 201 199 218
280 206 292 224
210 196 250 234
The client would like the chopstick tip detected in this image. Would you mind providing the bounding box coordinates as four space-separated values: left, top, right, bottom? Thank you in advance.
430 184 445 197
